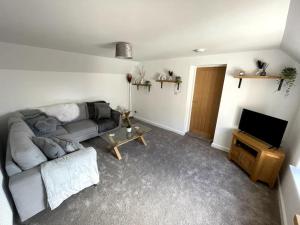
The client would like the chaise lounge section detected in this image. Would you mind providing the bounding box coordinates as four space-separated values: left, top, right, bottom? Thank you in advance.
5 101 121 221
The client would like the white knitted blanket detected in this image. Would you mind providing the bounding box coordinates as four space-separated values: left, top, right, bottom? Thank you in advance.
41 147 99 209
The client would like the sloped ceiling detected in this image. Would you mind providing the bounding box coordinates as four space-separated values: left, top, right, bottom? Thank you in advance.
281 0 300 63
0 0 291 60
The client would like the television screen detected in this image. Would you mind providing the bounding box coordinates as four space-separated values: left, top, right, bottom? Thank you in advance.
238 109 288 148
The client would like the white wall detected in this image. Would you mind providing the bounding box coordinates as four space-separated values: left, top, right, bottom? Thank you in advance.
0 42 138 225
0 41 138 118
281 0 300 63
279 104 300 225
133 49 300 149
277 0 300 222
0 71 133 116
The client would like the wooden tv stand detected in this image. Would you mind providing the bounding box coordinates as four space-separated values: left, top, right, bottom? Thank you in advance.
229 130 285 188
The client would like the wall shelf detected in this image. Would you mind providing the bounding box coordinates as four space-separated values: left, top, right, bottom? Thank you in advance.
132 83 151 92
156 80 182 90
234 75 285 90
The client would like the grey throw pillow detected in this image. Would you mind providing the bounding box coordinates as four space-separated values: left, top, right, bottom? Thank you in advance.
51 136 82 153
95 103 111 120
34 118 57 133
25 114 48 130
32 137 66 159
26 114 61 136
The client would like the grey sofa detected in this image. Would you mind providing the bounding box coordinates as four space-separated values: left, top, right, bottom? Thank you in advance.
5 101 121 221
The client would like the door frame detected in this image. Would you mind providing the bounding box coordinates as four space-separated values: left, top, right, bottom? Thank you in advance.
184 64 227 139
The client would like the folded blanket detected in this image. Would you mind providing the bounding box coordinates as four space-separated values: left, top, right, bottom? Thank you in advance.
41 147 99 209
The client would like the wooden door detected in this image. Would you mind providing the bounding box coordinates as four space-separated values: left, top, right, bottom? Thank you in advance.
189 66 226 140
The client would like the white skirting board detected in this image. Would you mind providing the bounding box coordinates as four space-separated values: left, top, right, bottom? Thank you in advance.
278 177 288 225
211 142 230 152
134 116 186 136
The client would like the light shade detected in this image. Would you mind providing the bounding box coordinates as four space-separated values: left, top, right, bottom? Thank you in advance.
115 42 133 59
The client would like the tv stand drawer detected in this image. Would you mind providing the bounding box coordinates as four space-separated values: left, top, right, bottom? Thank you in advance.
239 150 255 174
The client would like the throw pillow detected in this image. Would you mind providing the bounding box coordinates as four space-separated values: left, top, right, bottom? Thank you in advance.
51 136 82 153
34 118 58 134
25 114 48 130
32 137 66 159
87 101 107 120
95 103 111 120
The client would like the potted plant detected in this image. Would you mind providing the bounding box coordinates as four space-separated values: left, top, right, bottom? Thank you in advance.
281 67 297 96
175 76 182 82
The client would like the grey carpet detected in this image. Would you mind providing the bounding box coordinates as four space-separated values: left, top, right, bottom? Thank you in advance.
19 123 281 225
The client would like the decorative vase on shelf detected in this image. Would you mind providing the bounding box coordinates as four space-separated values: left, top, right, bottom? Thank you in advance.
260 70 267 76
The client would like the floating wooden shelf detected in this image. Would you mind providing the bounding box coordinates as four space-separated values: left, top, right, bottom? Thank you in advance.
156 80 182 90
234 75 285 90
132 83 151 92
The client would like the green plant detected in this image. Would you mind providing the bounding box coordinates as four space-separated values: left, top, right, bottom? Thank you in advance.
281 67 297 96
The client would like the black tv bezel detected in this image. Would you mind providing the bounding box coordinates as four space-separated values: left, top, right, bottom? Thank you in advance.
238 109 288 148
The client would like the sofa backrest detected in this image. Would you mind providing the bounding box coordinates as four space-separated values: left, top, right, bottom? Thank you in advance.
5 140 22 176
39 103 88 123
8 118 47 171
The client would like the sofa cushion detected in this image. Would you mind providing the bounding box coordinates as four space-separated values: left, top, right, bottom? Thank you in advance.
32 137 66 159
9 121 47 170
10 117 35 137
51 136 83 153
41 125 69 138
63 120 98 140
34 117 58 134
25 114 62 136
95 103 111 120
98 119 117 133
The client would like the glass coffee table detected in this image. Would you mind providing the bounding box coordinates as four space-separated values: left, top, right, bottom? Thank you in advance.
101 123 151 160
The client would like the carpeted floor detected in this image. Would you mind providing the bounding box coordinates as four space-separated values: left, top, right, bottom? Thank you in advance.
20 122 281 225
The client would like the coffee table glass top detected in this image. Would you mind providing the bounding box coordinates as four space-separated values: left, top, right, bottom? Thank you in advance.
101 123 151 146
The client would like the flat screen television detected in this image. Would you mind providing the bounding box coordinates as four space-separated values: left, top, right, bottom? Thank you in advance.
238 109 288 148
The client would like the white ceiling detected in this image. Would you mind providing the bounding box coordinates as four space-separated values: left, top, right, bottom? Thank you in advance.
0 0 290 60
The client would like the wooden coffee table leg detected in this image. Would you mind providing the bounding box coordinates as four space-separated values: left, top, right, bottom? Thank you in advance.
113 146 122 160
137 135 147 146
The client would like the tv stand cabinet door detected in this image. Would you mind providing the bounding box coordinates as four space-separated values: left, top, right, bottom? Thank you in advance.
257 153 283 187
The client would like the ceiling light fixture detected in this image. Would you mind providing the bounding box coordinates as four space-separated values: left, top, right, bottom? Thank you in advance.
193 48 206 53
115 42 133 59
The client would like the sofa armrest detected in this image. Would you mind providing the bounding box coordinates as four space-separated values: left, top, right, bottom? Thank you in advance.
9 167 46 221
111 110 121 127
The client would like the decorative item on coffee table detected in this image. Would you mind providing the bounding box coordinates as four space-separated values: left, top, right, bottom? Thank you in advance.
123 111 131 127
116 106 131 127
